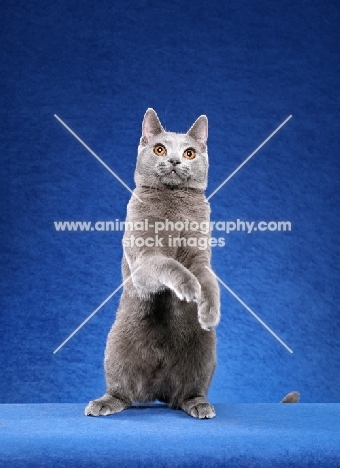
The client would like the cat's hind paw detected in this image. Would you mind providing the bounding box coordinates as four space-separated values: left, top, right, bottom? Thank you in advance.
190 402 216 419
84 394 129 417
182 399 216 419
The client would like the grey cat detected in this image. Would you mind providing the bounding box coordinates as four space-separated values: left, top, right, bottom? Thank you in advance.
85 108 220 419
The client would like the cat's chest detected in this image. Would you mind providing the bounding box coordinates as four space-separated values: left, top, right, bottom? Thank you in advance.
128 189 209 223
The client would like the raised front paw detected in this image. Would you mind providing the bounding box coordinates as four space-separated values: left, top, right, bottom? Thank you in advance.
172 274 201 303
198 300 220 330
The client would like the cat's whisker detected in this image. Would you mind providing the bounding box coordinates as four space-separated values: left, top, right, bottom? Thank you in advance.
152 175 160 190
146 175 160 197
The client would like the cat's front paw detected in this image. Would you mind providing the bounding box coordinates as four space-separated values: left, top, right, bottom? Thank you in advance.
172 275 201 303
198 300 220 330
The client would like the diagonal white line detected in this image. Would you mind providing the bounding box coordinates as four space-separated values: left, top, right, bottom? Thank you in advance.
54 114 143 203
53 267 141 354
207 115 292 201
205 267 293 353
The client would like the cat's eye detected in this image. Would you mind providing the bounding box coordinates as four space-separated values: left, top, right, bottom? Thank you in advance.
153 144 166 156
183 148 196 160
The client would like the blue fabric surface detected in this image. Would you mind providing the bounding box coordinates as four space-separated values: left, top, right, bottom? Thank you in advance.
1 404 340 467
1 0 339 405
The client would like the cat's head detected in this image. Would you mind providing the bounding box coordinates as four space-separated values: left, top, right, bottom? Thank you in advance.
135 109 208 191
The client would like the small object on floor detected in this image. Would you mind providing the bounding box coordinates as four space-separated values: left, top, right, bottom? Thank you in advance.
281 391 300 403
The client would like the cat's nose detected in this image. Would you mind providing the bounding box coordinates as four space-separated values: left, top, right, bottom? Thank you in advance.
169 157 181 166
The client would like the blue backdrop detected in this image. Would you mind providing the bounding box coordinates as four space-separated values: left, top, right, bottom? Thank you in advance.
1 0 339 404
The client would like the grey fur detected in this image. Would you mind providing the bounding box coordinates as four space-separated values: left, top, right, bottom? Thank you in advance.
281 391 300 403
85 109 220 419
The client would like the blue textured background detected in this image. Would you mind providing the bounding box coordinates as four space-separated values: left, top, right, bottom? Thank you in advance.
2 404 340 467
1 0 339 404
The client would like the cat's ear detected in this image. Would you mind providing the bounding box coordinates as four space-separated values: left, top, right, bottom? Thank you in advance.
187 115 208 150
141 108 164 145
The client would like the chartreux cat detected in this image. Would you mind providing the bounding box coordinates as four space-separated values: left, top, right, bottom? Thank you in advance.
85 108 220 419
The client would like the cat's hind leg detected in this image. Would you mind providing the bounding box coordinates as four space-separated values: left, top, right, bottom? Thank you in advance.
181 396 216 419
85 392 131 417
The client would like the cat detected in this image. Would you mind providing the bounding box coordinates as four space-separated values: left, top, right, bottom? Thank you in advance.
85 108 221 419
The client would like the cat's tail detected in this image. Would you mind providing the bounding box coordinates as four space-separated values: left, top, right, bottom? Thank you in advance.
281 391 300 403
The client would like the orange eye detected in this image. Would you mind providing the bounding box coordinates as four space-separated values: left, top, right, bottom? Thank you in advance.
153 144 166 156
183 148 196 160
